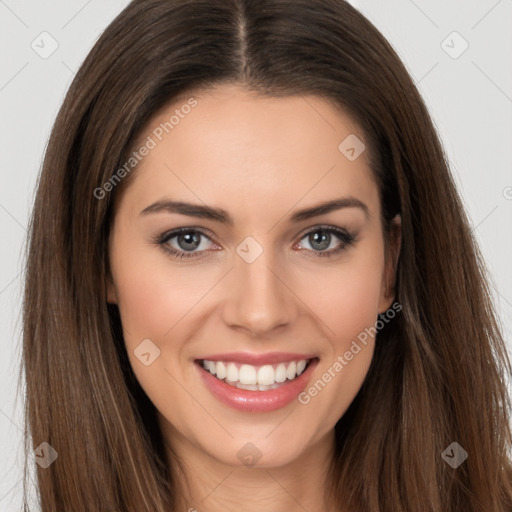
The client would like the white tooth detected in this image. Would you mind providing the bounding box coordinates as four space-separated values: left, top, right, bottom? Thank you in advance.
216 361 227 379
237 383 259 391
239 364 257 385
275 363 287 382
257 365 275 386
226 362 239 382
207 359 308 386
286 361 297 380
224 377 288 391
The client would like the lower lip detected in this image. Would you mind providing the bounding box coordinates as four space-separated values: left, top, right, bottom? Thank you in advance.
195 358 319 413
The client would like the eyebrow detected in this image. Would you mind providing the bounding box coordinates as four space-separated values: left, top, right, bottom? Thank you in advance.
139 196 370 224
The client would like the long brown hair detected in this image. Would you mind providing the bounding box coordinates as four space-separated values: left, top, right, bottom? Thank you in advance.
21 0 512 510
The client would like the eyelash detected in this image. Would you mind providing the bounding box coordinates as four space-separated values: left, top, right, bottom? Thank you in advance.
152 225 357 261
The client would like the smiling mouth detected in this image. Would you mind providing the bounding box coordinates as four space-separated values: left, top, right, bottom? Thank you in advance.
196 357 317 391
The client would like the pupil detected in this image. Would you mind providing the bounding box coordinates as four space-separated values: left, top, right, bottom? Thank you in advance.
178 232 200 251
310 231 330 251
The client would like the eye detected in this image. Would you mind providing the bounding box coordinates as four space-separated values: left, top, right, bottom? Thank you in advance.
153 225 357 261
153 228 218 260
294 226 357 257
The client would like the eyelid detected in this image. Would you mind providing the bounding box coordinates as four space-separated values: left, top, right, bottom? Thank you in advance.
293 224 357 253
154 224 357 259
155 226 219 249
296 223 351 239
156 224 352 242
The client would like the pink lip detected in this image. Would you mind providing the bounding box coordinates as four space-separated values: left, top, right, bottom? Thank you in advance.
195 357 319 413
195 351 317 366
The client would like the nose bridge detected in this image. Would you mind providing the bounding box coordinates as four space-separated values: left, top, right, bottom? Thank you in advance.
223 239 293 334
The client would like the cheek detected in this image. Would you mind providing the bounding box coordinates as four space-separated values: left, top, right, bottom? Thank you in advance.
330 270 382 346
110 248 201 414
297 244 385 346
111 240 207 340
114 269 175 339
295 261 381 425
110 242 219 398
293 240 384 413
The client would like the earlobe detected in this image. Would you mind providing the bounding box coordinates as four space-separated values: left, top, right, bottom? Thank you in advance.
106 273 118 304
378 214 402 314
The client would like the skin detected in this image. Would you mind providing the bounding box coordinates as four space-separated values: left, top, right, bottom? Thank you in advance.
107 84 401 512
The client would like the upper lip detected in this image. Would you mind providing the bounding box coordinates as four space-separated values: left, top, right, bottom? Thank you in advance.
195 352 318 366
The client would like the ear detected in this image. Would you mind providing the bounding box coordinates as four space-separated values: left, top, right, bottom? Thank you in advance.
378 214 401 314
106 271 118 304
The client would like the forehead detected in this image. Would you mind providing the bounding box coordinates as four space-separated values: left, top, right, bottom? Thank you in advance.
120 84 378 220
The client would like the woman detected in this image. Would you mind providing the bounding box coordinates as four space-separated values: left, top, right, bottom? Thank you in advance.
21 0 512 510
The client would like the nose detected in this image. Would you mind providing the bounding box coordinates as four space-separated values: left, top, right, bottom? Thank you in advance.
220 247 295 336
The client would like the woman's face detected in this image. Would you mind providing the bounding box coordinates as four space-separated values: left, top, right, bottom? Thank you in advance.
107 84 399 469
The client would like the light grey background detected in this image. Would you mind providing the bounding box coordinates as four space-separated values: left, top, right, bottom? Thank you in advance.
1 0 511 509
